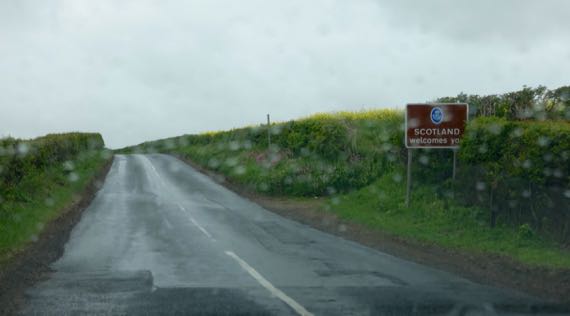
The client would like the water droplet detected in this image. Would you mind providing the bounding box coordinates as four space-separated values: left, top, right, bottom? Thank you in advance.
564 190 570 198
100 150 112 159
419 155 429 165
522 160 532 169
229 141 240 151
408 118 420 129
259 183 269 191
543 153 553 162
208 158 220 168
537 136 550 147
511 128 524 138
392 173 403 183
45 197 55 206
16 143 29 156
522 190 531 198
233 165 246 175
326 187 337 195
225 157 239 167
476 182 486 191
68 172 79 182
487 123 502 135
63 160 75 171
542 167 553 177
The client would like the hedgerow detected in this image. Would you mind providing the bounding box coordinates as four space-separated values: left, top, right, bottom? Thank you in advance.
120 86 570 243
0 133 104 198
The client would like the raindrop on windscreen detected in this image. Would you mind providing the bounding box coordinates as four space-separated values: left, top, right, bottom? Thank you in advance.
487 123 502 135
169 162 180 173
326 186 337 195
233 165 246 175
17 143 29 156
392 173 403 183
100 150 112 159
229 141 240 151
537 136 550 147
225 157 239 167
522 190 531 198
259 183 269 191
68 172 79 182
208 158 220 168
543 153 553 162
45 198 55 206
511 128 524 138
522 160 532 169
63 160 75 171
408 118 419 129
476 182 486 191
564 190 570 199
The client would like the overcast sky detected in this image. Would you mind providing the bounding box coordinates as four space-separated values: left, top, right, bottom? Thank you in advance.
1 0 569 148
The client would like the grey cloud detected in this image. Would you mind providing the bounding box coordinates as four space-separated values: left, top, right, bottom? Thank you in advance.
376 0 570 47
0 0 569 148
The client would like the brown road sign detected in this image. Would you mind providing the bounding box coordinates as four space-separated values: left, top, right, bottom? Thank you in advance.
405 103 468 148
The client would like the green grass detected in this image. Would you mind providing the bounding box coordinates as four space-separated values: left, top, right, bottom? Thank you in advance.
326 170 570 269
0 151 110 262
118 107 570 270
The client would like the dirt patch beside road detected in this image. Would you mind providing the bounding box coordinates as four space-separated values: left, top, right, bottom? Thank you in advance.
175 154 570 305
0 158 113 315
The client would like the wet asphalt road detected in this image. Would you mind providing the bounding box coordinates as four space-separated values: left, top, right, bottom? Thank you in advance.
21 154 547 315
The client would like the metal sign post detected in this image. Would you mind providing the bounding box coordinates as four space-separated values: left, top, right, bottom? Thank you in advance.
452 148 458 181
406 149 413 207
267 114 271 147
404 103 468 206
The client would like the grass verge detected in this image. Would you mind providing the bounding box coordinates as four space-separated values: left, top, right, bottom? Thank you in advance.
0 151 111 263
327 170 570 269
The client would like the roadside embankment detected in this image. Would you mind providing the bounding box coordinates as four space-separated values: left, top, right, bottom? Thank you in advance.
0 133 114 315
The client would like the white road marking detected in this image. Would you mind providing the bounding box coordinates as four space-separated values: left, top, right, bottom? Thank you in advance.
140 155 166 187
177 204 214 240
225 251 314 316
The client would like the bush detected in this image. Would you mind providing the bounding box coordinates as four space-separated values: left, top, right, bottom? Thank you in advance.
0 133 104 190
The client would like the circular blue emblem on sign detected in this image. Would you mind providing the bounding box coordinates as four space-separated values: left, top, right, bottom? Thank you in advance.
430 107 443 124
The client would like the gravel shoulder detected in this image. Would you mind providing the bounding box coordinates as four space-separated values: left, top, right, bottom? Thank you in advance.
175 154 570 304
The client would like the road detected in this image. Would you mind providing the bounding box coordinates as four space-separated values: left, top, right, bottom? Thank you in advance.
21 154 541 315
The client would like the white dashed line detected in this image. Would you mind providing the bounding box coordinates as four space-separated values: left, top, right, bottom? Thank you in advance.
140 155 166 187
225 251 314 316
178 204 214 240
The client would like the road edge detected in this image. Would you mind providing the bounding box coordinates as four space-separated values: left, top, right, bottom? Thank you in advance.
0 156 114 315
171 153 570 304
